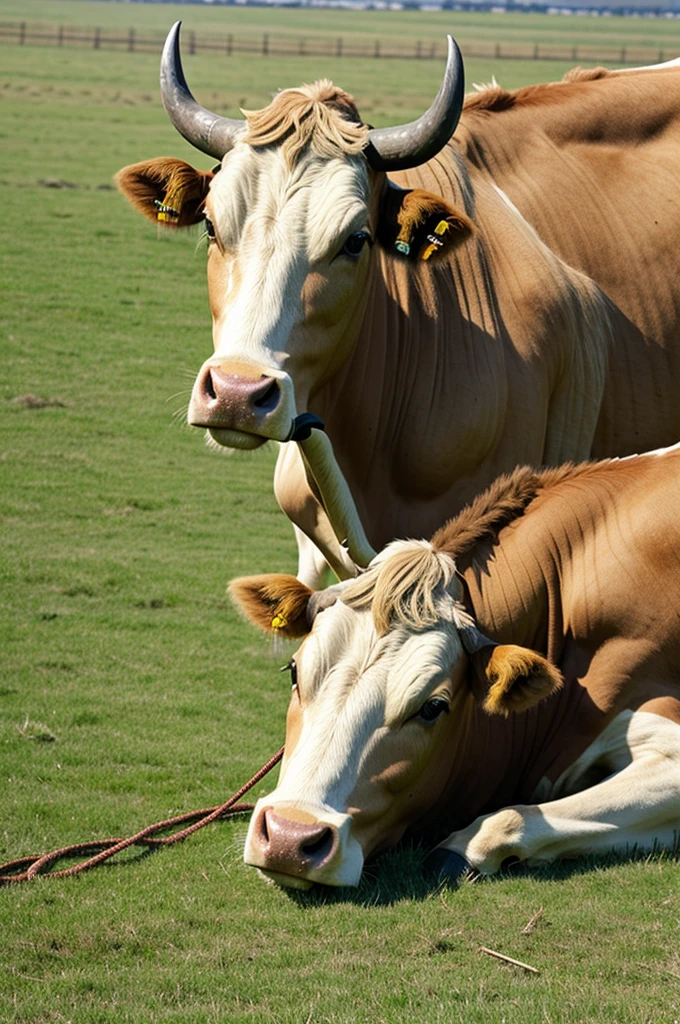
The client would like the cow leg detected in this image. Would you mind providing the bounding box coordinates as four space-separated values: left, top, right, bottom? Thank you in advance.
433 710 680 875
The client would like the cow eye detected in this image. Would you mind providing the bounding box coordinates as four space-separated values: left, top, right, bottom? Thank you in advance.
280 660 298 690
204 216 216 240
341 231 371 259
417 698 449 724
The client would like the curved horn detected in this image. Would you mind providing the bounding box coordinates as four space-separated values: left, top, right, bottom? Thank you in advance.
160 21 246 160
365 36 465 172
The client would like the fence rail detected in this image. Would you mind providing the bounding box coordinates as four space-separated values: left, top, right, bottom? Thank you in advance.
0 20 669 65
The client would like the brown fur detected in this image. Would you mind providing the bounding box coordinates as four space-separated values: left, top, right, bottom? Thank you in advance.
431 461 603 562
229 574 312 639
477 644 563 717
114 158 213 228
463 65 613 116
242 81 368 167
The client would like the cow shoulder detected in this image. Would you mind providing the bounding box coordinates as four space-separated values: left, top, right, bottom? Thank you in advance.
115 157 214 228
378 182 474 262
470 644 563 717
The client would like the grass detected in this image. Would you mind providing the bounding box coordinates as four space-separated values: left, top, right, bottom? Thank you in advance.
2 5 680 1022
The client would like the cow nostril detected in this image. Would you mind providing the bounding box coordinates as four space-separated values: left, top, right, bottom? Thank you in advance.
256 809 271 846
301 828 334 862
204 368 217 401
253 378 280 413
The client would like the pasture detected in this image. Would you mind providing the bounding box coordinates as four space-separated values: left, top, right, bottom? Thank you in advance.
2 3 680 1021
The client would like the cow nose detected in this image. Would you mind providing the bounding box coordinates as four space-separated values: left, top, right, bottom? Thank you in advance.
252 807 339 878
198 364 281 415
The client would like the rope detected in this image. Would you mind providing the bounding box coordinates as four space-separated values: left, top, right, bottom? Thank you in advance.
0 746 284 885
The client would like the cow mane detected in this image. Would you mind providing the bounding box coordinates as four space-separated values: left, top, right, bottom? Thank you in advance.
463 66 612 115
341 461 602 635
242 80 369 166
431 460 600 560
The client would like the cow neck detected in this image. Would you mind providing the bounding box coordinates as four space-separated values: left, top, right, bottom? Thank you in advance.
310 156 507 548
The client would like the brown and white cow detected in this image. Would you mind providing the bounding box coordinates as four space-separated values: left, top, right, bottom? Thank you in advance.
230 443 680 888
116 25 680 586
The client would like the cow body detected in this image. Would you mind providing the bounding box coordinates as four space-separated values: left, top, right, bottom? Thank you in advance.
117 40 680 587
231 444 680 887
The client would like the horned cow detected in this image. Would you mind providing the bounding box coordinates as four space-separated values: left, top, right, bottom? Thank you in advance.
116 25 680 586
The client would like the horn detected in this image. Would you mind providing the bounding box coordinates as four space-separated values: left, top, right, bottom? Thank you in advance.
160 21 246 160
365 36 465 172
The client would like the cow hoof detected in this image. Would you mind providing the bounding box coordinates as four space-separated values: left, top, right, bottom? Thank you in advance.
425 848 474 886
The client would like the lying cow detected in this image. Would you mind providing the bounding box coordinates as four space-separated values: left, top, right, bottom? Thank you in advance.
116 25 680 586
230 443 680 888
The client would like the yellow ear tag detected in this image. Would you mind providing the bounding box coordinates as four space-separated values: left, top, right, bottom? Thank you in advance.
421 220 452 261
271 613 288 631
154 186 183 224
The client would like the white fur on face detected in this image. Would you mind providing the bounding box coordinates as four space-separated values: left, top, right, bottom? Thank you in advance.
204 144 371 370
274 595 464 816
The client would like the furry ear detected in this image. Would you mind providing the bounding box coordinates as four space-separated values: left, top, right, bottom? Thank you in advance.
470 644 563 717
229 574 314 639
378 182 474 261
115 158 214 228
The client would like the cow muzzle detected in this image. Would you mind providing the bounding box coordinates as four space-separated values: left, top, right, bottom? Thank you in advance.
188 359 297 449
244 802 364 889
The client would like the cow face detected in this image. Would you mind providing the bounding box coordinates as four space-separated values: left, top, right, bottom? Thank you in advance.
116 84 473 452
194 139 375 450
230 541 561 888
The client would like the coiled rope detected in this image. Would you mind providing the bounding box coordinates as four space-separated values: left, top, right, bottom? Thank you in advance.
0 746 284 885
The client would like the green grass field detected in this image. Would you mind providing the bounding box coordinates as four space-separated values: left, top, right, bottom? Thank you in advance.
2 3 680 1022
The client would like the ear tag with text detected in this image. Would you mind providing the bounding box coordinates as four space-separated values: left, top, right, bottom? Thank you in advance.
420 219 452 261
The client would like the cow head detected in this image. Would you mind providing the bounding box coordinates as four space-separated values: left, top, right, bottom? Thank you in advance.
229 540 562 888
115 23 473 451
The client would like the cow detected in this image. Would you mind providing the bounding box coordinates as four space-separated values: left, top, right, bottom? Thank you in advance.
116 25 680 586
228 442 680 889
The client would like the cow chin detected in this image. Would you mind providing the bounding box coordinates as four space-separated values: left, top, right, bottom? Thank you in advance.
206 427 269 451
257 868 315 892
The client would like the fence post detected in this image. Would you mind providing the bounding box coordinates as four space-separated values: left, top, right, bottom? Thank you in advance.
189 30 196 55
128 28 134 53
299 38 305 56
620 46 626 63
19 21 25 44
572 45 578 61
495 43 500 59
263 33 268 56
58 24 64 47
227 33 232 56
336 37 342 57
416 40 421 58
659 48 664 62
533 42 538 59
430 42 435 58
94 27 100 50
374 39 380 58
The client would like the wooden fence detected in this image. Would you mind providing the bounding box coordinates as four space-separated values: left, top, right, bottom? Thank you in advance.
0 20 670 65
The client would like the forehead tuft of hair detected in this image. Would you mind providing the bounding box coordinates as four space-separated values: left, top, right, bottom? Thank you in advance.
242 80 369 166
341 540 459 637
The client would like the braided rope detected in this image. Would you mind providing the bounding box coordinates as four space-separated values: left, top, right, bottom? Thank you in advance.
0 746 284 885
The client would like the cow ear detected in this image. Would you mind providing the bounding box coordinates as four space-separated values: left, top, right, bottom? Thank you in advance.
229 574 314 639
378 182 474 261
469 644 563 717
115 157 214 229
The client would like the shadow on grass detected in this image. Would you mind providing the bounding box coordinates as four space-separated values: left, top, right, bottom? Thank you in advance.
281 837 680 909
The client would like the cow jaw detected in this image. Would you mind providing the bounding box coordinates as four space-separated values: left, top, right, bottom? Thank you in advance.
189 144 372 448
